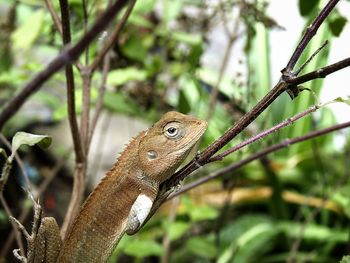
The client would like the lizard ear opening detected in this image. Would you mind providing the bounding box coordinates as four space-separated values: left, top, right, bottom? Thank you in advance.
147 150 157 161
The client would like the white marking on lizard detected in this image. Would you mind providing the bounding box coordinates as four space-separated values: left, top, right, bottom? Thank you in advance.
126 194 153 235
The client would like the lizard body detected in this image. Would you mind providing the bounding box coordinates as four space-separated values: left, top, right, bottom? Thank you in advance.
13 111 207 263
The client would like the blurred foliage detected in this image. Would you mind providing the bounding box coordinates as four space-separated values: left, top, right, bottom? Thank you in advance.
0 0 350 262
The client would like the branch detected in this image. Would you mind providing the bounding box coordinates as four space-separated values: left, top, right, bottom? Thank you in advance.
209 104 320 162
44 0 63 35
170 120 350 198
90 0 137 71
286 57 350 86
59 0 84 163
87 52 111 150
0 0 130 131
0 194 25 258
285 0 339 72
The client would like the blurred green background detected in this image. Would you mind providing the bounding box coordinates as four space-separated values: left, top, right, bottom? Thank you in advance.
0 0 350 262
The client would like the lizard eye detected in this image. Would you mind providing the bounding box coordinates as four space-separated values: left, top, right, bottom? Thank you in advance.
163 122 183 139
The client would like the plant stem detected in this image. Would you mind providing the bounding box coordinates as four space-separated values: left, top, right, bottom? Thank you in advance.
0 0 130 131
285 0 339 72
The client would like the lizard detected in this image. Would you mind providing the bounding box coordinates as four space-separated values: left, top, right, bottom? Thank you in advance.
11 111 207 263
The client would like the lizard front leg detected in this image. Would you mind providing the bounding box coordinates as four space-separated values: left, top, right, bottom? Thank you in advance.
126 175 159 235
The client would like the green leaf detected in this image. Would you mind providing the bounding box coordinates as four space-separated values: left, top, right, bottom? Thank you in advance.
107 67 147 86
168 221 191 241
123 239 163 257
178 90 191 114
121 36 147 62
186 236 217 259
103 91 140 115
333 96 350 105
171 31 202 46
298 0 319 17
133 0 156 13
11 132 51 157
12 10 45 50
328 15 347 37
340 255 350 263
189 204 219 222
164 0 184 22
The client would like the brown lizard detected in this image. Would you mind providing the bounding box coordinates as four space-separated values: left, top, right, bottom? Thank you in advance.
11 111 207 263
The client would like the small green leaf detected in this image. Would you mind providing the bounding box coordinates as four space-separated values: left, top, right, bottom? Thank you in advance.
123 239 163 257
328 15 347 37
171 31 202 45
340 255 350 263
103 91 140 115
189 204 219 222
121 36 147 62
186 237 217 259
333 96 350 105
164 0 184 22
168 221 191 241
133 0 156 13
298 0 319 17
107 67 147 86
178 90 191 114
12 10 45 50
11 132 51 157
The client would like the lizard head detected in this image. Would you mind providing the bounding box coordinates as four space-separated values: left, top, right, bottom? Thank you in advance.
138 111 207 182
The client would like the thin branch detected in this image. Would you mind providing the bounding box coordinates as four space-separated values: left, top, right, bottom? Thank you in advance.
210 104 320 162
90 0 137 71
87 52 111 150
285 0 339 72
59 0 85 163
79 71 92 153
61 164 86 238
82 0 89 65
206 10 241 120
286 57 350 86
295 40 328 76
0 0 130 131
0 193 25 257
170 120 350 198
44 0 63 35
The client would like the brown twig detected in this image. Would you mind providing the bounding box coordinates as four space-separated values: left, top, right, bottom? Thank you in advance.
82 0 89 65
286 57 350 86
44 0 63 35
206 2 241 120
210 104 320 162
0 193 25 257
285 0 339 72
90 0 137 72
59 0 84 163
0 0 130 131
87 52 111 150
